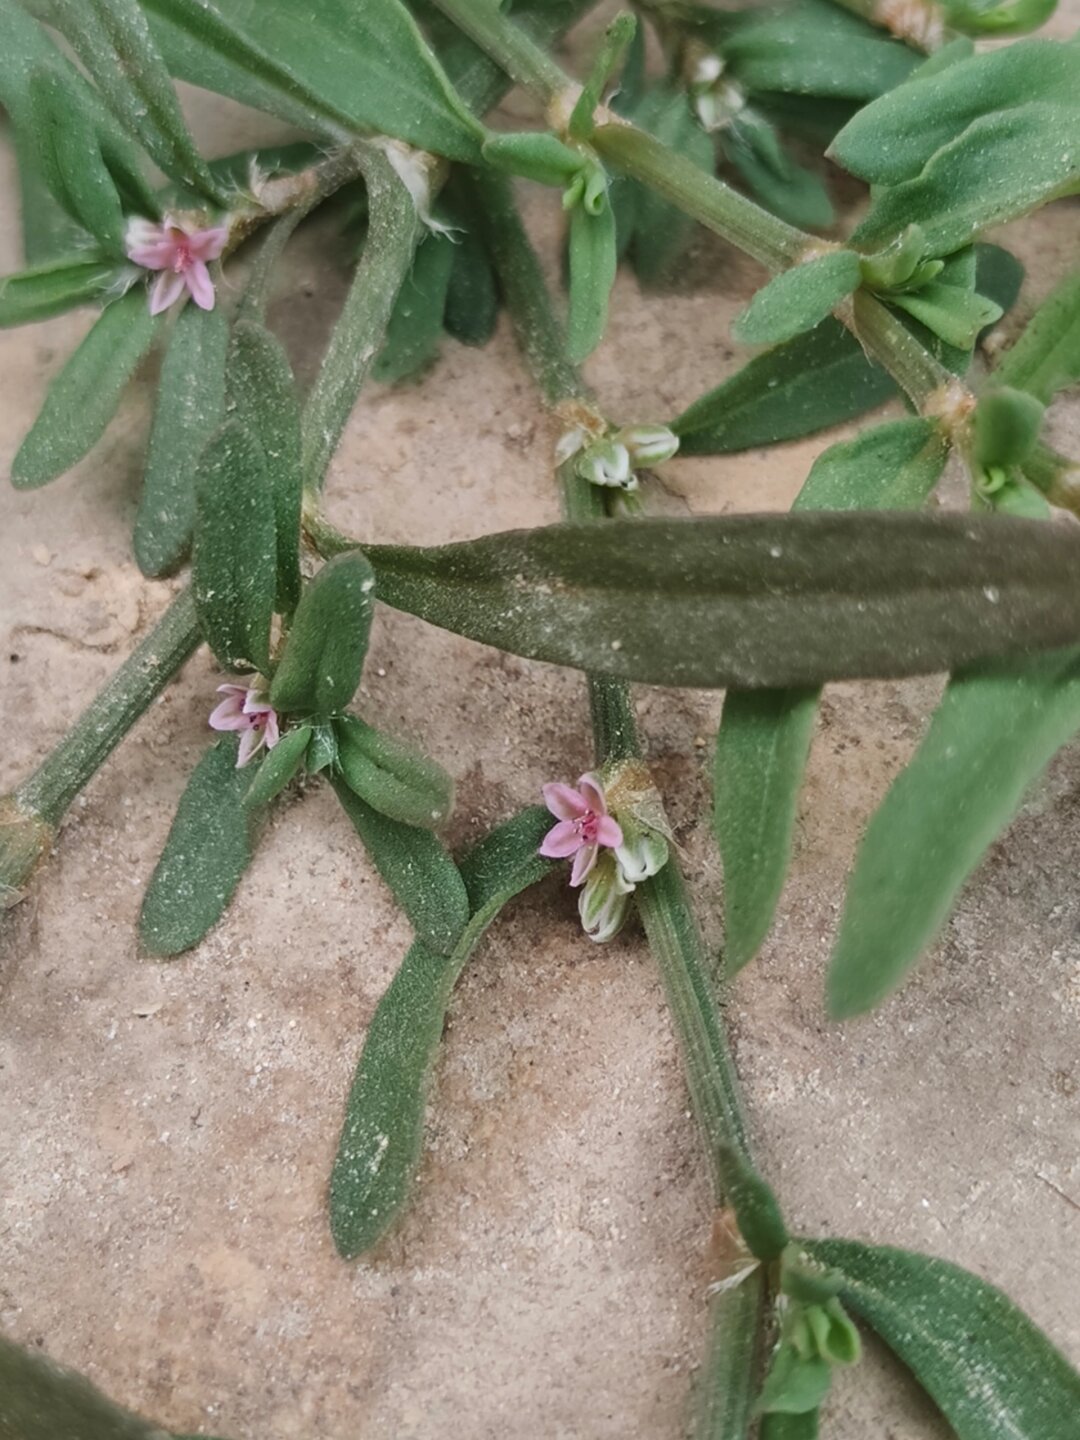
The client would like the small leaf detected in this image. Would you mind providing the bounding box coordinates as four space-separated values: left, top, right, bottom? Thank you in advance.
139 737 254 957
828 648 1080 1017
243 725 311 810
11 289 159 489
760 1412 820 1440
727 125 834 231
624 85 716 285
0 1331 167 1440
269 553 376 716
227 319 303 612
0 257 117 328
374 231 456 384
567 196 617 362
192 420 277 675
365 512 1080 690
672 319 896 455
135 301 229 577
994 267 1080 403
443 221 499 347
329 806 554 1256
481 129 587 187
715 417 951 972
757 1343 832 1415
943 0 1056 31
331 779 468 956
28 66 126 252
335 715 455 830
806 1238 1080 1439
50 0 226 202
306 722 338 775
732 250 861 346
973 386 1045 470
887 280 1003 351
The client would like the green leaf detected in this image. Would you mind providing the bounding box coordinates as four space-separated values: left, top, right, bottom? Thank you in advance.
335 715 455 830
11 288 159 489
306 721 338 775
139 737 254 957
995 267 1080 403
269 553 375 716
0 256 117 328
624 86 716 285
329 806 554 1256
50 0 225 202
672 318 896 455
142 0 485 161
887 279 1004 351
715 419 948 973
828 648 1080 1017
567 196 617 363
973 386 1045 470
721 0 919 100
942 0 1056 33
15 127 85 265
242 724 311 810
974 240 1025 324
0 1331 167 1440
806 1238 1080 1438
727 126 834 232
135 301 229 578
757 1343 832 1415
227 319 303 613
760 1412 820 1440
443 220 499 347
830 38 1080 187
733 251 861 346
568 9 636 139
365 511 1080 689
331 778 469 956
28 66 126 252
481 129 586 188
374 231 456 384
192 420 277 676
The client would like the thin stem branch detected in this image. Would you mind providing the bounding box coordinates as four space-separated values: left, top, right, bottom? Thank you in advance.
430 0 569 99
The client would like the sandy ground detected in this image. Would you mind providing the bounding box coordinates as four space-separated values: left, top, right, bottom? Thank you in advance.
2 8 1079 1438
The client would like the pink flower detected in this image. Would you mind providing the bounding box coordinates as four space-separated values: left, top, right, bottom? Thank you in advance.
125 214 229 315
539 773 623 887
208 683 280 768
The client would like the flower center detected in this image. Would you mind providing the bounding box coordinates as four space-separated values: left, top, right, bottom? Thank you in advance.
577 810 600 845
169 229 195 273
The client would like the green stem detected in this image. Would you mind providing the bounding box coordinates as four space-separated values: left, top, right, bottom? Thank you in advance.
14 588 201 826
697 1271 765 1440
300 145 421 493
850 291 955 410
430 0 569 99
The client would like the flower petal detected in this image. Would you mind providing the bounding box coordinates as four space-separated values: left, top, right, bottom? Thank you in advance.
542 782 588 821
184 260 216 311
209 698 247 731
577 774 608 815
263 710 280 749
149 269 186 315
216 683 248 698
539 820 584 859
236 726 264 767
188 225 229 261
570 843 598 887
595 815 623 849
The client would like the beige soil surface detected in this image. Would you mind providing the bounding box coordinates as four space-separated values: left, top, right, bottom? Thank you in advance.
2 8 1079 1438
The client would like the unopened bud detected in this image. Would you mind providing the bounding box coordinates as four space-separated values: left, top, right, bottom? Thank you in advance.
578 851 634 943
616 424 680 466
578 440 636 491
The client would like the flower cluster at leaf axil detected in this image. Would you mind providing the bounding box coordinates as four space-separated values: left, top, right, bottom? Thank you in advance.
540 764 670 942
125 213 229 314
209 682 280 766
557 422 679 494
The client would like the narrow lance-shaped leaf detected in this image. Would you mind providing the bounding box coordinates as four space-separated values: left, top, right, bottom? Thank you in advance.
49 0 226 202
139 736 255 957
374 232 456 385
135 301 230 578
269 553 375 716
192 420 277 676
335 715 455 830
242 724 311 810
329 806 555 1256
141 0 485 161
567 198 617 363
15 127 85 264
732 250 861 347
806 1238 1080 1439
331 779 469 957
443 219 499 347
12 289 160 489
715 420 950 973
364 513 1080 690
0 1332 168 1440
568 9 637 139
828 646 1080 1017
622 85 716 286
28 66 127 253
227 319 303 613
0 257 117 329
994 267 1080 404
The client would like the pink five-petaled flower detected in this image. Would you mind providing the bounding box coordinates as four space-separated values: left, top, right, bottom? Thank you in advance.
125 214 229 315
539 774 623 887
208 684 280 768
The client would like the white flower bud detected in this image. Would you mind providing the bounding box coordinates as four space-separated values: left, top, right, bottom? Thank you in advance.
692 53 724 87
578 440 637 491
616 425 680 466
578 852 634 943
614 821 669 886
